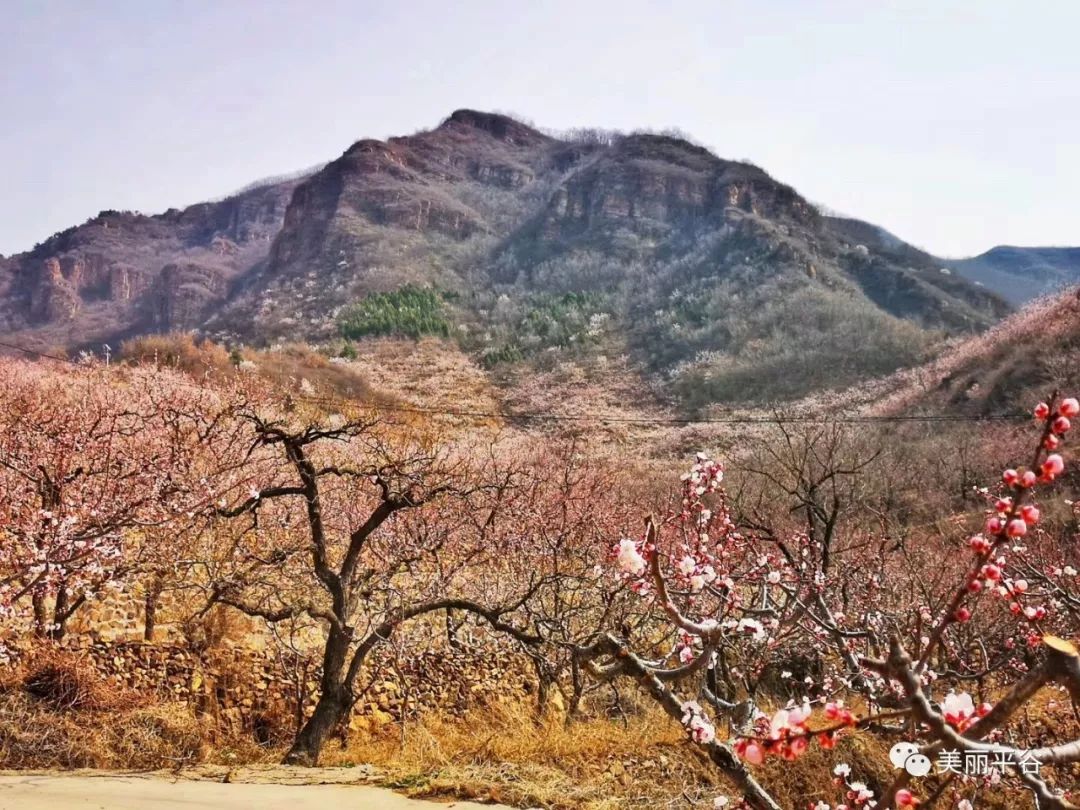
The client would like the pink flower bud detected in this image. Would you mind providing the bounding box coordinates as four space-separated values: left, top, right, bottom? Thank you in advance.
895 789 916 807
1013 579 1028 593
1035 402 1051 419
1003 468 1019 485
1045 435 1061 451
1054 416 1072 434
954 607 972 622
967 579 983 592
1021 470 1038 488
968 534 991 553
1020 504 1040 525
1043 454 1065 477
981 563 1002 580
994 497 1012 513
986 517 1004 534
1061 398 1080 418
1006 519 1028 538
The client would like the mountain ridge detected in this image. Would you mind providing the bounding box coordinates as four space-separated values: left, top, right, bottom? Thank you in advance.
1 109 1054 406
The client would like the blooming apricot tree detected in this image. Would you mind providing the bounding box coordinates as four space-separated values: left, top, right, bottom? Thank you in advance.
0 359 234 639
199 404 566 765
578 396 1080 810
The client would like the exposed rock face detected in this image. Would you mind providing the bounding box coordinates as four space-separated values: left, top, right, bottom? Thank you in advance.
0 179 304 348
539 134 816 239
150 263 230 331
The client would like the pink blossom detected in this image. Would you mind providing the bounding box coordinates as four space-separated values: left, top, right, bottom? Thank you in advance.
616 538 646 576
942 691 975 726
968 534 991 553
1061 398 1080 417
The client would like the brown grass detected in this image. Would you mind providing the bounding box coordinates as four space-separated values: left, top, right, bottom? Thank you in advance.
0 646 269 771
318 698 902 810
325 701 707 809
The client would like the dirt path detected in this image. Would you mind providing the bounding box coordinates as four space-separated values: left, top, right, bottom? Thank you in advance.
0 772 514 810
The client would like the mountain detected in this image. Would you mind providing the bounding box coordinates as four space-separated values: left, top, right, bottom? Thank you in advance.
0 177 308 348
0 110 1014 405
947 246 1080 306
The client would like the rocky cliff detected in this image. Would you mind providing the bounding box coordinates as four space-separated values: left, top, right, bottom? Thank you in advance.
0 179 305 349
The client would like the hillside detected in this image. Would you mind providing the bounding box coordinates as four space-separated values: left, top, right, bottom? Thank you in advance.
949 246 1080 305
0 110 1015 405
804 288 1080 418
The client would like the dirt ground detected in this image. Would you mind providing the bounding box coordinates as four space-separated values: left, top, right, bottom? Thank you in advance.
0 771 514 810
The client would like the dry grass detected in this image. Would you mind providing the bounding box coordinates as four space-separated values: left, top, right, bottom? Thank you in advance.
0 646 270 771
325 701 710 809
0 648 1060 806
319 698 902 809
0 691 215 770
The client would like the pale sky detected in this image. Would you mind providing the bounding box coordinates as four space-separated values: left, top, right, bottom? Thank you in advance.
2 0 1077 258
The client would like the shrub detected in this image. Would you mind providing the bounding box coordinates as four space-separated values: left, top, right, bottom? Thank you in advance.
18 647 133 712
338 285 451 340
121 333 231 375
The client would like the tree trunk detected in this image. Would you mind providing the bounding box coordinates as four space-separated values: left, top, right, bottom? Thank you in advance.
31 591 48 637
144 576 163 641
283 686 348 765
283 626 351 766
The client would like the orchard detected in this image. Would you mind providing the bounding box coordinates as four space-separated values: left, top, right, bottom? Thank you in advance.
3 353 1080 808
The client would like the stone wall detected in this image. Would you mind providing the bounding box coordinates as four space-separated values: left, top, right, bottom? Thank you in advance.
50 637 532 737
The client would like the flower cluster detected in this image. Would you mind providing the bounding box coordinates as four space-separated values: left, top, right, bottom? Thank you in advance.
811 762 879 809
615 537 647 576
681 453 725 501
681 700 716 744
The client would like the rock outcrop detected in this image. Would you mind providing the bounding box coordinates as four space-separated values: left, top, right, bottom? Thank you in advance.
0 179 304 348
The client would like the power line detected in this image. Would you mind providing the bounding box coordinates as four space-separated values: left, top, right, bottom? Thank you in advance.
0 338 1031 426
0 339 79 365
